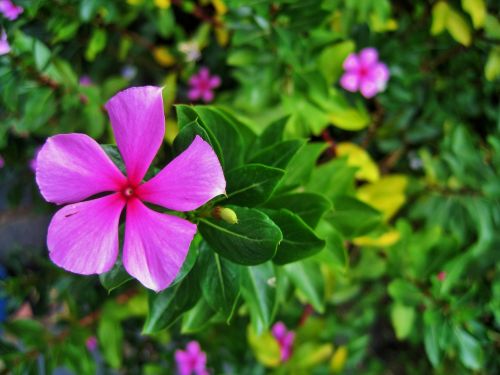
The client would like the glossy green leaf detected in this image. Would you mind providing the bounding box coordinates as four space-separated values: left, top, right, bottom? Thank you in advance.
99 259 131 292
264 192 332 227
326 196 383 238
181 298 218 334
284 260 325 313
198 206 282 265
388 279 423 306
173 119 213 155
249 139 305 170
263 209 325 265
240 262 278 333
225 164 285 206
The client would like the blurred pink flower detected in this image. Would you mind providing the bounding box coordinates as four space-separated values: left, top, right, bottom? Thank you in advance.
0 154 4 168
437 271 446 281
0 30 11 55
272 321 295 362
79 75 92 86
35 86 225 291
86 336 98 351
0 0 23 20
188 67 221 103
340 47 390 99
175 341 209 375
29 146 42 172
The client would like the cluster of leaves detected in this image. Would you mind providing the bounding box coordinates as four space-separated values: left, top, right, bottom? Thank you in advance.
1 0 499 374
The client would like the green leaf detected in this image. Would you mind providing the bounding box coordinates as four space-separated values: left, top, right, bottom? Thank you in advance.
255 116 289 150
264 192 332 228
279 143 328 188
190 106 245 171
249 139 305 169
85 29 107 61
391 303 416 340
462 0 486 29
284 260 325 313
446 8 472 46
225 164 285 206
328 107 370 131
198 206 282 265
388 279 423 306
99 259 132 292
318 40 355 85
80 0 100 22
326 196 383 238
240 262 278 333
33 39 51 72
173 119 213 155
263 209 325 265
198 242 241 321
181 298 218 334
98 305 123 368
307 159 357 199
455 328 484 370
101 145 126 174
143 270 200 334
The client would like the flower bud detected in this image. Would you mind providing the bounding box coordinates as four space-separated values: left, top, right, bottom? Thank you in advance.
213 206 238 224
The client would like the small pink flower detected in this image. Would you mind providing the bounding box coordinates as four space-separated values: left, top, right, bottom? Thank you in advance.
0 154 4 168
340 47 390 99
79 76 92 86
175 341 209 375
29 146 42 172
0 0 23 20
86 336 98 351
35 86 226 291
437 271 446 281
272 321 295 362
188 67 221 103
0 30 11 55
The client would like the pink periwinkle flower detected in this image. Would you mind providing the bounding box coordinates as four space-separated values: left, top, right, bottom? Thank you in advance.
0 0 23 20
272 321 295 362
175 341 209 375
340 47 390 99
86 336 98 351
437 271 446 281
35 86 226 291
79 75 92 86
188 67 221 103
0 30 10 55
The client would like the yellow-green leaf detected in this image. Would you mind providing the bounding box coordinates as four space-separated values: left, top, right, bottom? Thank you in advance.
353 228 401 247
330 346 348 373
461 0 486 29
329 108 370 131
431 2 450 35
391 303 416 340
356 175 408 221
336 142 380 182
446 8 472 46
485 47 500 81
247 325 281 367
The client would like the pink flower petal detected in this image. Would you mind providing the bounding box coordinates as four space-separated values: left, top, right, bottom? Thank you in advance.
201 90 214 103
47 194 125 275
188 88 202 101
360 79 378 98
359 47 379 68
188 75 201 87
198 67 210 80
340 72 360 92
36 134 126 205
372 62 390 90
187 341 201 355
122 198 197 291
105 86 165 186
209 75 221 88
342 53 360 71
272 322 287 340
137 135 225 212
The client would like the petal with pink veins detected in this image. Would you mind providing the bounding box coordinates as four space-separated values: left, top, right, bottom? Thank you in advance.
47 193 125 275
359 47 379 68
123 198 197 292
340 72 360 92
342 53 360 71
360 79 378 98
137 135 226 211
36 134 126 204
105 86 165 185
209 75 221 88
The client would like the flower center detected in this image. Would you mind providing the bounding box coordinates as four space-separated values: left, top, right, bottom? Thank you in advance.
122 187 135 199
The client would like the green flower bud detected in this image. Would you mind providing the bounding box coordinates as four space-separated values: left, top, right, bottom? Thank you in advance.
213 206 238 224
